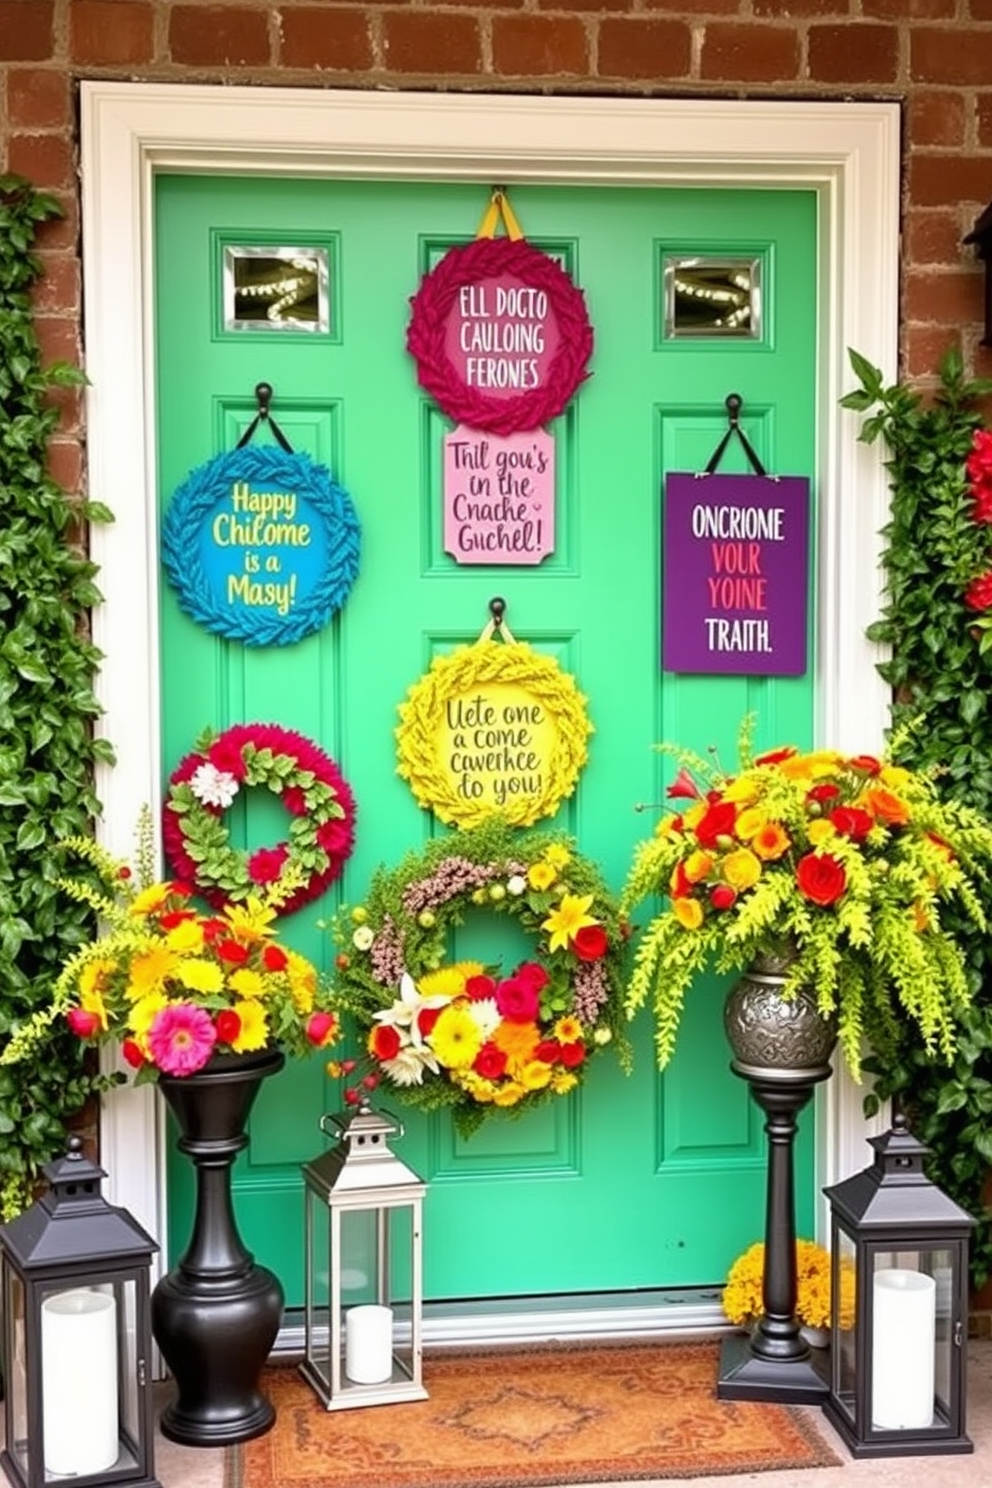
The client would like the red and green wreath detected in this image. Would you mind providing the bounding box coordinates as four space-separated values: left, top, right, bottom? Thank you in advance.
163 723 356 916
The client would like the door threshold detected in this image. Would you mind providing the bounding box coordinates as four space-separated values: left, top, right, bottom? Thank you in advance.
277 1287 732 1355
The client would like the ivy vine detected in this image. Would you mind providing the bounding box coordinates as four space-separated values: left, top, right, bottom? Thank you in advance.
843 346 992 1288
0 175 117 1217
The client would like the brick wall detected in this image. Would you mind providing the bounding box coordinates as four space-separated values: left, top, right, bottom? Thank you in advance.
2 0 992 491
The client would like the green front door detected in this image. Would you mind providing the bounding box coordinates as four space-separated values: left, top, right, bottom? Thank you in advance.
155 175 818 1308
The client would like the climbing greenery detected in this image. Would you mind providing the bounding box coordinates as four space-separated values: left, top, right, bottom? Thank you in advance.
0 175 116 1217
842 346 992 1288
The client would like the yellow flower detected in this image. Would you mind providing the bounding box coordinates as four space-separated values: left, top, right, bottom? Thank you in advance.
655 814 683 839
419 961 484 999
681 801 707 830
492 1082 525 1107
734 807 765 841
79 957 115 1000
554 1015 583 1043
723 848 761 892
178 958 225 995
752 822 790 861
879 764 912 791
519 1060 553 1091
723 777 760 805
550 1071 579 1094
542 893 598 952
429 1004 483 1069
229 999 268 1053
222 896 278 944
127 945 180 997
78 982 110 1031
129 884 172 917
228 968 265 999
684 850 714 884
807 818 836 846
165 919 205 953
673 897 704 930
527 860 558 891
127 991 170 1047
544 844 572 870
286 949 317 1012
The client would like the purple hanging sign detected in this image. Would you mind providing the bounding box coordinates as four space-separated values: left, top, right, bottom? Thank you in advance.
662 471 810 676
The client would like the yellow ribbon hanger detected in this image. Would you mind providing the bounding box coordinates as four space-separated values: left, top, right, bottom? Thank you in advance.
475 187 524 242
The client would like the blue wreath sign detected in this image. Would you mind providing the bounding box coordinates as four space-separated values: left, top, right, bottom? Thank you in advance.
162 445 361 647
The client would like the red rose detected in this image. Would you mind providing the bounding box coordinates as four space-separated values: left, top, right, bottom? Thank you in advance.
971 486 992 524
466 974 497 1001
710 883 737 911
262 943 289 971
535 1039 562 1063
573 925 608 961
560 1041 586 1068
966 429 992 483
965 571 992 611
473 1042 508 1079
417 1006 442 1038
847 755 882 776
807 783 840 804
306 1011 337 1047
121 1038 146 1069
694 801 737 849
369 1024 401 1061
200 917 226 941
217 939 249 964
795 851 847 906
66 1009 100 1039
515 962 549 994
215 1009 242 1044
495 976 540 1023
248 845 289 884
158 909 196 930
829 805 873 841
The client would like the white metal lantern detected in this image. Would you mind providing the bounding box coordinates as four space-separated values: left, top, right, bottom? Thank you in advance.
823 1115 974 1457
300 1099 427 1409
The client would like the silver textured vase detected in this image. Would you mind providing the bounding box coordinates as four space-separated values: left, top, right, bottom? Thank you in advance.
723 950 836 1081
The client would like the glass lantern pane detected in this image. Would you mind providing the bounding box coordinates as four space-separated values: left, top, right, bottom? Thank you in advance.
5 1269 30 1482
111 1277 141 1469
386 1206 417 1386
305 1190 332 1390
870 1248 948 1431
340 1207 382 1304
832 1227 858 1423
39 1282 125 1477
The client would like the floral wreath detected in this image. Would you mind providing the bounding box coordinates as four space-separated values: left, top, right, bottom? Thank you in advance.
329 819 630 1134
161 444 361 647
395 639 593 828
406 236 594 436
164 722 356 915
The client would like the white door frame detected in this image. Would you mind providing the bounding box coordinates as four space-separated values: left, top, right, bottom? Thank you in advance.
79 82 898 1322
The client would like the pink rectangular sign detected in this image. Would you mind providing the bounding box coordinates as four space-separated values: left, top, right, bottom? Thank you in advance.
663 471 810 675
443 425 555 565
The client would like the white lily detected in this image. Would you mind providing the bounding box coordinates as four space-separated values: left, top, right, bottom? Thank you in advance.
372 972 450 1049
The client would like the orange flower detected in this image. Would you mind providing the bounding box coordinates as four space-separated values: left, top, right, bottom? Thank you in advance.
684 849 715 884
492 1019 540 1066
751 822 790 861
672 897 704 929
861 786 911 826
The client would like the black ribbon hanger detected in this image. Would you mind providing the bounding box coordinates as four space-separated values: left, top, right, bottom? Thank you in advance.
702 393 767 478
236 382 294 453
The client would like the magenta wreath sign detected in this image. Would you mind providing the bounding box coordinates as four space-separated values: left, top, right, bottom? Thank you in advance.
406 235 594 436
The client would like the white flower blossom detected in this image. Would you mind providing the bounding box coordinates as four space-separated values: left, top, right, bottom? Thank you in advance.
379 1045 440 1086
352 925 375 951
593 1026 613 1045
506 875 527 896
465 997 501 1040
189 763 239 809
373 972 450 1048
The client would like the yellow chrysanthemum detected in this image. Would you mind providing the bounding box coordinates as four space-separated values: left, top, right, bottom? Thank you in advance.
752 822 790 861
722 849 761 891
554 1015 583 1043
165 919 205 953
286 950 317 1012
734 807 766 841
684 850 714 884
127 945 181 997
527 860 558 891
127 991 170 1046
544 843 572 870
178 959 225 995
229 999 268 1053
129 884 172 918
519 1059 553 1091
722 777 760 805
222 896 278 944
429 1004 484 1069
542 893 598 953
457 1072 496 1102
779 750 844 781
228 968 265 1000
879 764 912 791
419 961 485 999
79 957 115 1000
673 897 704 930
550 1071 579 1094
492 1082 525 1107
807 818 836 846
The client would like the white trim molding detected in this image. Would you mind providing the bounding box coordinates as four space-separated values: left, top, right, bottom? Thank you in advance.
79 82 899 1319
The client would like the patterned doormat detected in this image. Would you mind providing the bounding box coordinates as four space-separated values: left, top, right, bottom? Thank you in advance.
227 1338 841 1488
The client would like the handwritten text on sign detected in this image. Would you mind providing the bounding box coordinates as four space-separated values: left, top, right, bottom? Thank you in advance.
443 276 560 400
200 480 326 617
443 426 555 565
662 472 810 676
437 682 558 812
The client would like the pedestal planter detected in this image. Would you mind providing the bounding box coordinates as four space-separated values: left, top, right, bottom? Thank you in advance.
152 1048 286 1448
718 954 836 1405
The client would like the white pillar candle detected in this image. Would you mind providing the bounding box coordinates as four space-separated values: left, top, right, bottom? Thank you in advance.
345 1304 393 1385
41 1288 119 1475
871 1268 936 1430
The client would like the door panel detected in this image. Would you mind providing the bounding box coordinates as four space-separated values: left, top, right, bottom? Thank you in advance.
155 176 817 1306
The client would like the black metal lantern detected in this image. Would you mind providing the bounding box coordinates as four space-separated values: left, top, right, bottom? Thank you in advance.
964 200 992 346
300 1099 427 1410
0 1138 160 1488
822 1115 974 1457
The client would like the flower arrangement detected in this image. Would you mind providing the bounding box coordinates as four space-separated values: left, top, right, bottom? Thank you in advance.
962 429 992 618
163 722 356 915
621 716 992 1077
1 826 340 1083
329 819 630 1134
722 1240 855 1332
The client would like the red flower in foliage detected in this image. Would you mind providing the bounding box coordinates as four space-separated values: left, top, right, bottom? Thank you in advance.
965 571 992 612
694 800 737 849
795 852 847 906
573 924 608 961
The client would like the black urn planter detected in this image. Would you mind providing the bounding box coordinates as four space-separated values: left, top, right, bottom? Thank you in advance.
152 1047 286 1448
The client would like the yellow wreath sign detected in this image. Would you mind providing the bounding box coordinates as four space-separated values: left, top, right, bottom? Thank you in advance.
395 640 593 827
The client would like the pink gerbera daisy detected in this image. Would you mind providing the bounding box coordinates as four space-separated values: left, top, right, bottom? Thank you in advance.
148 1003 217 1076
